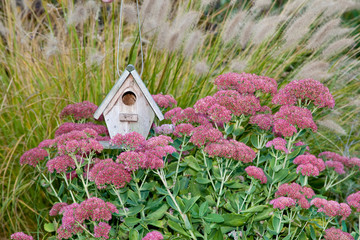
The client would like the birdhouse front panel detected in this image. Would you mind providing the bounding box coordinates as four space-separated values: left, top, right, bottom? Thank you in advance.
103 75 155 138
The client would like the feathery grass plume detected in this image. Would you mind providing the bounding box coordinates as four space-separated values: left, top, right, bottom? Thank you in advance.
239 18 254 49
183 30 204 58
322 38 355 59
43 34 59 59
141 0 171 34
200 0 217 9
252 0 273 11
251 15 283 46
317 119 347 136
194 60 210 76
85 0 100 21
0 21 7 37
86 49 105 68
222 11 246 44
306 19 341 50
67 4 90 26
295 60 330 80
280 0 307 17
123 3 137 24
230 59 248 72
322 0 359 17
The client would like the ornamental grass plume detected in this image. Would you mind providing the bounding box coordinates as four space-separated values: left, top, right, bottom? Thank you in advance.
10 232 33 240
88 159 132 189
59 101 99 121
19 147 48 167
245 166 267 184
324 227 354 240
152 94 177 109
270 197 296 210
142 231 164 240
266 138 288 153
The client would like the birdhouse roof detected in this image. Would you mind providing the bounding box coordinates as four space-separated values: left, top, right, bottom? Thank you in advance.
93 65 164 121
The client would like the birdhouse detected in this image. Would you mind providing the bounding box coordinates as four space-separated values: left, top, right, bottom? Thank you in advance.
94 65 164 143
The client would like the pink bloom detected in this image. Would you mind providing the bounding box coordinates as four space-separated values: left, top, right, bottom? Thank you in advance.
325 160 345 174
110 132 146 150
296 164 320 177
229 140 256 163
245 166 267 183
38 139 56 149
46 155 77 173
60 101 99 121
324 227 354 240
273 119 297 137
154 124 175 135
164 107 182 121
266 138 288 153
20 147 48 167
249 114 274 131
270 197 296 209
10 232 33 240
194 96 217 115
152 94 177 109
347 191 360 212
208 104 232 124
189 125 223 147
116 151 147 172
294 141 310 151
89 159 132 189
146 135 173 148
293 154 325 176
275 183 314 209
319 151 354 168
173 123 195 137
74 197 119 223
55 122 109 138
170 107 210 125
339 203 352 220
94 222 111 239
50 202 68 216
142 231 164 240
311 198 351 220
57 138 103 155
272 78 334 108
57 203 83 239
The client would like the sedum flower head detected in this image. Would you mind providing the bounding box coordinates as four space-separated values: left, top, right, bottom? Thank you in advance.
116 151 147 172
20 147 48 167
325 160 345 174
50 202 68 216
142 231 164 240
110 132 146 150
168 107 210 125
173 123 195 137
152 94 177 109
266 138 288 153
10 232 33 240
208 104 232 124
293 154 325 177
347 191 360 212
46 155 78 174
310 198 351 220
154 124 175 135
324 227 354 240
190 125 223 147
38 139 56 149
55 122 108 138
245 166 267 183
60 101 99 121
194 96 217 115
74 197 119 223
249 113 274 131
272 78 335 108
270 197 296 209
94 222 111 239
275 183 315 209
319 151 356 168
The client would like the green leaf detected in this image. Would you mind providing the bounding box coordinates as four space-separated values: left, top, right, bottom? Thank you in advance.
184 156 202 171
155 186 168 195
199 201 209 217
146 204 168 221
310 225 316 240
141 182 156 191
287 147 302 159
125 217 141 227
168 220 191 237
241 205 268 213
196 177 211 184
233 126 244 136
183 196 200 213
203 213 224 223
44 223 55 232
166 196 178 211
209 228 224 240
273 169 289 183
225 123 234 135
129 229 139 240
251 135 260 149
127 205 144 216
253 208 274 222
222 213 248 226
69 183 84 192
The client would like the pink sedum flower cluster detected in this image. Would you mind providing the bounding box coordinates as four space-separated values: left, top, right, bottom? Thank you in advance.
190 125 223 147
311 198 351 220
275 183 315 209
60 101 99 121
154 124 175 135
204 139 256 163
50 202 69 216
110 132 146 150
245 166 267 183
293 154 325 177
165 107 209 125
273 105 317 137
55 122 109 139
324 227 354 240
319 151 360 169
46 155 79 173
266 138 288 153
325 160 345 174
142 231 164 240
152 94 177 109
89 159 132 189
173 123 195 137
272 78 335 108
94 222 111 239
20 147 48 167
347 191 360 212
270 197 296 209
10 232 33 240
249 113 274 131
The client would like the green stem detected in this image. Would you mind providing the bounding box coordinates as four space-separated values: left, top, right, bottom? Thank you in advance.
132 172 146 220
216 158 231 210
275 210 284 240
239 181 253 212
62 173 76 203
37 166 62 202
76 221 94 237
112 186 128 217
325 170 356 191
79 174 90 199
172 135 187 188
318 217 333 240
202 150 216 192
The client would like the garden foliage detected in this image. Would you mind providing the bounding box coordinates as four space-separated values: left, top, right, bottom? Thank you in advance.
14 74 360 240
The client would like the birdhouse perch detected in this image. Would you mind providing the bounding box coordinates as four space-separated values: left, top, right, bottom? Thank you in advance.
94 65 164 146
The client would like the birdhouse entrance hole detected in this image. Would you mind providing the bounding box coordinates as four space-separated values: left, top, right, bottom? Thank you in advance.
122 91 136 106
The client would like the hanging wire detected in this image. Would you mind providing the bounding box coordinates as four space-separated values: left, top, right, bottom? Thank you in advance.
116 0 124 77
136 0 144 77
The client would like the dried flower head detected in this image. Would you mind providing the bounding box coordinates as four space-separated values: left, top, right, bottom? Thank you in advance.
20 147 48 167
245 166 267 183
317 119 346 136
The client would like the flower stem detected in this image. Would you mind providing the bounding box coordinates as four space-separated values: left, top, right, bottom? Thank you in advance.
239 180 253 212
202 150 216 192
37 166 62 202
172 135 187 188
62 173 76 203
112 186 128 217
132 172 146 220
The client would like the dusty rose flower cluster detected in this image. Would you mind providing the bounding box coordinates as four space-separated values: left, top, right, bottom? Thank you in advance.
347 191 360 212
152 94 177 109
273 105 317 137
265 138 288 153
319 151 360 171
165 107 209 125
324 227 354 240
189 125 223 147
110 132 146 150
154 124 175 135
275 183 315 209
293 154 325 177
142 231 164 240
55 122 109 140
270 197 296 209
214 72 277 95
59 101 99 121
20 147 48 167
310 198 351 220
245 166 267 183
204 139 256 163
10 232 33 240
272 78 335 108
47 155 78 174
325 160 345 174
249 113 274 131
173 123 195 137
94 222 111 239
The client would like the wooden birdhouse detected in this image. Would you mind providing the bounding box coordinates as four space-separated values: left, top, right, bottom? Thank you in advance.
94 65 164 142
